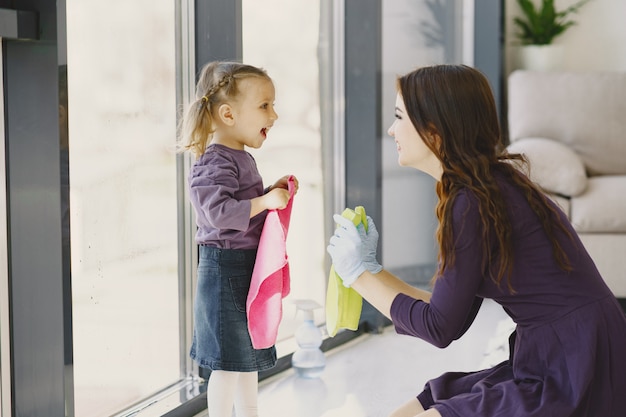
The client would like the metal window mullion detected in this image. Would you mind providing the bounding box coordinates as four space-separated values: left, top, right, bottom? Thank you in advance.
0 38 13 417
0 9 38 40
5 38 66 416
344 0 386 332
462 0 475 66
190 0 242 384
473 0 504 122
332 0 346 216
175 0 200 382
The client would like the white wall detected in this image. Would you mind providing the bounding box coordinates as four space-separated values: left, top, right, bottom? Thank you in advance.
505 0 626 75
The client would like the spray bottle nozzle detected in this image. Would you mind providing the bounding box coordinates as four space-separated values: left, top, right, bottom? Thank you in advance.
293 299 322 321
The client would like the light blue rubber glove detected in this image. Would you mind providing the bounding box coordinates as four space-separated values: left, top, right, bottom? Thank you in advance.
361 215 382 274
327 214 367 287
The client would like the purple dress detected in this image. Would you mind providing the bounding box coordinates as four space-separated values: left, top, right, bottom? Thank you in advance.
390 175 626 417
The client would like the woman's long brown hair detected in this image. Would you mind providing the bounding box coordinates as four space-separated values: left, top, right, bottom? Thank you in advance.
397 65 573 292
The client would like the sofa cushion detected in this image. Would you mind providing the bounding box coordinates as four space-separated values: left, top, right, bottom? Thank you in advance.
507 137 588 197
508 71 626 176
570 176 626 233
549 194 571 219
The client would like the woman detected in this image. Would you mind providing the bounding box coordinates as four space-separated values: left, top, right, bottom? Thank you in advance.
327 64 626 417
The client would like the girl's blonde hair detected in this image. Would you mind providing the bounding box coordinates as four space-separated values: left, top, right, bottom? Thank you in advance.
177 61 271 158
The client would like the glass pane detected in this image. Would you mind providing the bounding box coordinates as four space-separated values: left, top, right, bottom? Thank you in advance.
242 0 328 349
381 0 469 286
66 1 180 415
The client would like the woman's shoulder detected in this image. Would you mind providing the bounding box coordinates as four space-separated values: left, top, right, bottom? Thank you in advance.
450 172 517 218
450 187 477 213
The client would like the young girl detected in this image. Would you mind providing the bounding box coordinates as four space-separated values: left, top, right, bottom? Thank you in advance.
327 64 626 416
178 61 298 417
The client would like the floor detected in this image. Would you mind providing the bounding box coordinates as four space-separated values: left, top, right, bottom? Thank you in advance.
194 299 511 417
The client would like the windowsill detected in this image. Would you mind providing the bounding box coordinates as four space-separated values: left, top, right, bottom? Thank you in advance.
112 377 205 417
121 326 368 417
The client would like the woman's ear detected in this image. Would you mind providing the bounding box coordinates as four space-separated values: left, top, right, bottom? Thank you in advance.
431 133 443 154
217 103 235 126
426 124 442 150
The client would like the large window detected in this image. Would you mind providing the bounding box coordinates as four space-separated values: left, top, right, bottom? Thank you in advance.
1 2 505 416
65 0 335 414
66 1 180 415
1 1 498 415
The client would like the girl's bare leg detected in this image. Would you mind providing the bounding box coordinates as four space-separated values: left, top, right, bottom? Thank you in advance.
417 409 442 417
234 371 259 417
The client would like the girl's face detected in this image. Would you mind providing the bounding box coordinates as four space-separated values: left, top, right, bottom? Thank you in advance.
219 77 278 150
387 93 442 180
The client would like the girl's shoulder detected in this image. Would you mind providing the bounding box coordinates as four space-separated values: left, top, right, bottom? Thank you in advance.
195 144 250 166
190 144 260 182
191 145 237 178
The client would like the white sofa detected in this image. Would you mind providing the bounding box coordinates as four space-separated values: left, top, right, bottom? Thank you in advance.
507 70 626 300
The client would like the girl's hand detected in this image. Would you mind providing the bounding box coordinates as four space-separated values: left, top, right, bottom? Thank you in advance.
269 175 299 194
264 187 291 210
250 176 296 217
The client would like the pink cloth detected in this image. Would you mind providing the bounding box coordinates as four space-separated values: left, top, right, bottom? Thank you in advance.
246 177 296 349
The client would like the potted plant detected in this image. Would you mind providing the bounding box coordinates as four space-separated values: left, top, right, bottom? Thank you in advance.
513 0 592 70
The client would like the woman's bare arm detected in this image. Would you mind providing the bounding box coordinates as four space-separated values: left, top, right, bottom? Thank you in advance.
351 269 431 319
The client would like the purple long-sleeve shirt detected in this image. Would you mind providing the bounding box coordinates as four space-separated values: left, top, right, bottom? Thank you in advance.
188 144 267 249
389 173 626 416
390 173 613 347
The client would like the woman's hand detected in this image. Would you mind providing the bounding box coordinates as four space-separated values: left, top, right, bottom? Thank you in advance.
327 214 367 287
362 215 382 274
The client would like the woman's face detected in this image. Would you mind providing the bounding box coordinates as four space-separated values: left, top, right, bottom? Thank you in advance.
387 93 441 179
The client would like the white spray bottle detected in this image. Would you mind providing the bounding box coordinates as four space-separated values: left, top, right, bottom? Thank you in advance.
291 299 326 378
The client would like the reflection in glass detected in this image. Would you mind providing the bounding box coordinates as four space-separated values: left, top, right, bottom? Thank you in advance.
66 1 179 415
381 0 469 287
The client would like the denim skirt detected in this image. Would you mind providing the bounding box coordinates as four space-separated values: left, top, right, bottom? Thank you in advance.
190 245 277 372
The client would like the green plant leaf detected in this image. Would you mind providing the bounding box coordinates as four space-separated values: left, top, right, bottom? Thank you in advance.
513 0 592 45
